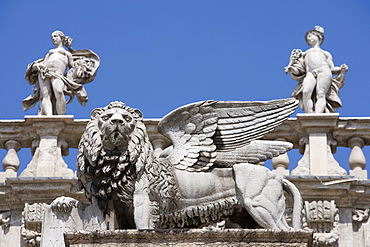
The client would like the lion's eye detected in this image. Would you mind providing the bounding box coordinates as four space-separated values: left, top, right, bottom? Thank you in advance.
124 116 132 122
101 114 111 121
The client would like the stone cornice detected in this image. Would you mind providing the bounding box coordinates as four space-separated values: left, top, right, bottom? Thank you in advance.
0 116 369 150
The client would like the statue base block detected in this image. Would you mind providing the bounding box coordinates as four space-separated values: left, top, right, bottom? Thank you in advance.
64 229 313 247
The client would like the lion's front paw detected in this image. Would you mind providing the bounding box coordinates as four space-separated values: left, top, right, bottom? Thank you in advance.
51 196 78 214
203 220 226 230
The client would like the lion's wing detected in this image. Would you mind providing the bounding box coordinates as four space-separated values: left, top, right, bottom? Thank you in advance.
158 100 219 172
158 98 298 172
213 98 298 151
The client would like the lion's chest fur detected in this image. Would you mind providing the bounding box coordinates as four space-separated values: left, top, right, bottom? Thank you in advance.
93 151 136 203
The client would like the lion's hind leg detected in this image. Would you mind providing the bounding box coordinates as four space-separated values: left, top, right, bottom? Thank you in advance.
233 163 290 230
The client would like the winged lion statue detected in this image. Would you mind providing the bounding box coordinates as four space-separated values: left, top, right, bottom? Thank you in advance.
76 98 302 230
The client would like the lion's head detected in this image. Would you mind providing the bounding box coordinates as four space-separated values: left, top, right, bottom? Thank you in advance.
76 101 154 216
91 101 143 151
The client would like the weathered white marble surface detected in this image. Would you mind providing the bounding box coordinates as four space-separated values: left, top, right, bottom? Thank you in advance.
76 99 301 231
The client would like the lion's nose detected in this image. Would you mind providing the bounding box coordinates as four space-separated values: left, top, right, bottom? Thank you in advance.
110 114 124 125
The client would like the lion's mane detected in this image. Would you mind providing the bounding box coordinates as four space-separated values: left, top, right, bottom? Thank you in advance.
76 102 154 213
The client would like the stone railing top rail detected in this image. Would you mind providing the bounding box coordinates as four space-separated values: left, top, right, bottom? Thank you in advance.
0 115 369 150
262 116 370 148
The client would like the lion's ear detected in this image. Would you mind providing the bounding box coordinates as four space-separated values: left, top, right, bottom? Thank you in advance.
90 108 103 120
133 109 143 121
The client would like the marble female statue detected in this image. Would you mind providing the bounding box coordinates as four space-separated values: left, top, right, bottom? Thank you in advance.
22 30 100 115
285 26 348 113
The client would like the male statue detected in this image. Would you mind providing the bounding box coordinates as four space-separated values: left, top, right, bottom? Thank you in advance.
285 26 348 113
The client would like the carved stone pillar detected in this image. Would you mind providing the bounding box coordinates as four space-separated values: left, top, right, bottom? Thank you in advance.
291 113 346 176
0 211 11 227
20 117 74 177
272 153 290 176
2 140 21 177
352 207 369 245
151 138 167 158
348 137 367 179
21 202 49 247
272 139 290 176
303 200 339 246
1 211 22 247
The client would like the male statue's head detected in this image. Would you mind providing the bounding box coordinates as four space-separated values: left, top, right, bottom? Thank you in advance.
305 26 324 46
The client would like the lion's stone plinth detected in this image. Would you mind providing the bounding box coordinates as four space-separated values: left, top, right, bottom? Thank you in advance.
64 229 313 247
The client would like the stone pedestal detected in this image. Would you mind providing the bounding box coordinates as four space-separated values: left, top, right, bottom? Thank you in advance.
0 212 22 247
3 177 88 247
64 229 313 247
292 113 346 176
41 197 105 247
20 116 74 177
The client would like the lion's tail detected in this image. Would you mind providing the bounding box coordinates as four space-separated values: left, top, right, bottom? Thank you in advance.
283 179 302 229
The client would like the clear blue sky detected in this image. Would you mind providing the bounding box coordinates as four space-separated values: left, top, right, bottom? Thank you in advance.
0 1 369 174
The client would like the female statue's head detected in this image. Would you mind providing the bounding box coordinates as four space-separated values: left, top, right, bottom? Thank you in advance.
51 30 73 51
305 26 324 46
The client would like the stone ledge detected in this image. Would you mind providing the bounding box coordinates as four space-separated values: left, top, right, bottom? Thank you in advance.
64 229 313 247
6 177 77 192
0 177 88 211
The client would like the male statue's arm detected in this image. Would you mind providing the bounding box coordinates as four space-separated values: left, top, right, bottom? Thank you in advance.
332 62 348 75
325 51 348 75
325 51 341 75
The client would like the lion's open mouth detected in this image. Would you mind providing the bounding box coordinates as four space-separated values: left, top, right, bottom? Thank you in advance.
109 131 126 146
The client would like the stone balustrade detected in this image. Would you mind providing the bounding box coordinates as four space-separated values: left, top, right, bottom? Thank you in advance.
264 115 370 178
0 114 369 247
0 114 369 181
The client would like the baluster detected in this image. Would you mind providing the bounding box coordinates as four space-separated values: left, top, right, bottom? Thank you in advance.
272 138 290 176
151 138 167 158
348 137 367 179
2 140 21 177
